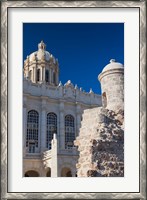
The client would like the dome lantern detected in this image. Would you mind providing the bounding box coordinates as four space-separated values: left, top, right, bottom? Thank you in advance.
38 40 46 50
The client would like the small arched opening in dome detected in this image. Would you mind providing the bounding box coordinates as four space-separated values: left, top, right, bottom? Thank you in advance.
37 69 40 82
102 92 107 108
45 70 49 83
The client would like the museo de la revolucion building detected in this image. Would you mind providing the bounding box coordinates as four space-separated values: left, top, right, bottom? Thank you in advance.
23 41 124 177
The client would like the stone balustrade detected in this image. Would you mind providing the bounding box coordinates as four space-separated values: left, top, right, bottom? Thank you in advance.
23 79 101 106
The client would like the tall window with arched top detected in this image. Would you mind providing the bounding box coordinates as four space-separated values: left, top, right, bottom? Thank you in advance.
46 113 57 149
37 69 40 81
45 70 49 83
65 115 75 149
26 110 39 153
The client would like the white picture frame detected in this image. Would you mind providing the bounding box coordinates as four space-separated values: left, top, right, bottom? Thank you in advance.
1 1 146 199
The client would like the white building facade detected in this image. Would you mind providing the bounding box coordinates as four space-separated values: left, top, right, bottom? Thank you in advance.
23 41 102 177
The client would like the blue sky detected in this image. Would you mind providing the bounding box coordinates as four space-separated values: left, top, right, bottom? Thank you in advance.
23 23 124 95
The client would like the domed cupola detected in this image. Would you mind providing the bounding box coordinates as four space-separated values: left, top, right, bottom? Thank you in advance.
23 41 59 86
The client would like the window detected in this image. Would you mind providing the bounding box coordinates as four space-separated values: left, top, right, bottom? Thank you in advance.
65 115 75 149
37 69 40 81
26 110 39 151
46 113 57 149
45 70 49 83
29 143 35 153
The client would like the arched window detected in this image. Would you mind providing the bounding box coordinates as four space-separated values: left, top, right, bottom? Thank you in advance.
45 70 49 83
26 110 39 153
65 115 75 149
37 69 40 81
46 113 57 149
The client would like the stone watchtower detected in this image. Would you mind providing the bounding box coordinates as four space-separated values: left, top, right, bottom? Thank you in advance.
98 59 124 111
75 59 124 177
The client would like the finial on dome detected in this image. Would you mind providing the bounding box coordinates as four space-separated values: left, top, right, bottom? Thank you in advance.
110 59 116 63
75 84 78 89
89 88 93 93
58 81 62 86
38 40 46 50
67 80 71 84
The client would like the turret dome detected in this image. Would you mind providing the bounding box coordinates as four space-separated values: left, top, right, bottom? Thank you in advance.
102 59 124 73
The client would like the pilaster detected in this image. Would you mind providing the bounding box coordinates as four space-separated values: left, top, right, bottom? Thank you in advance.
41 99 47 152
23 101 27 155
49 68 52 84
42 66 45 82
40 66 43 82
59 101 65 150
76 103 81 137
34 66 37 83
56 71 58 85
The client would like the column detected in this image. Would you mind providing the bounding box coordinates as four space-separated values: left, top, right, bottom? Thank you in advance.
43 66 45 82
32 67 34 82
40 67 43 82
49 68 52 84
59 102 65 150
76 114 81 137
41 99 46 152
26 67 29 78
56 72 59 85
23 101 27 156
34 66 37 83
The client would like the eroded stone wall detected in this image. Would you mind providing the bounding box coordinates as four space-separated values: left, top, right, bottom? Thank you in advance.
75 107 124 177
